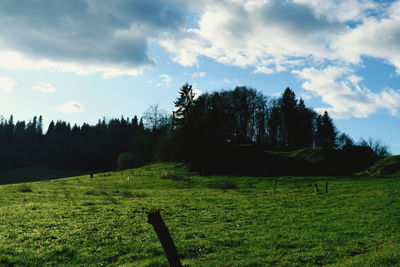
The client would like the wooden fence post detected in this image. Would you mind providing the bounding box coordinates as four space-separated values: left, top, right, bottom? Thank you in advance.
314 183 318 194
147 211 182 267
274 179 277 194
325 181 328 194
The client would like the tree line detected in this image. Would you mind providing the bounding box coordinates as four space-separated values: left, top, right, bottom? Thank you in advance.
149 84 389 174
0 84 390 173
0 115 148 171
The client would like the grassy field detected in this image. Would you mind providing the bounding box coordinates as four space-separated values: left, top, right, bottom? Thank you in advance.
0 162 399 266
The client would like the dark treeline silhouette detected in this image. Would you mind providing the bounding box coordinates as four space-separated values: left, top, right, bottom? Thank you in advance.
0 84 390 175
178 85 337 151
156 84 388 175
0 115 150 171
163 85 336 173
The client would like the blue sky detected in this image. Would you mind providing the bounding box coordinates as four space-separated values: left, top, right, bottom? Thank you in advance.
0 0 399 154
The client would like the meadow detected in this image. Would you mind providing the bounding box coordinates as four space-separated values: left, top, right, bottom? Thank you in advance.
0 162 399 266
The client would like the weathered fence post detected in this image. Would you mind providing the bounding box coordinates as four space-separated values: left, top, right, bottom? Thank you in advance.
274 179 277 194
147 211 182 267
325 181 328 194
314 183 318 194
90 173 93 178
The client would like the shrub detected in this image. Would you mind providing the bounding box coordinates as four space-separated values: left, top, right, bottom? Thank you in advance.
18 185 32 193
121 190 133 198
161 174 190 182
209 181 237 190
116 153 134 170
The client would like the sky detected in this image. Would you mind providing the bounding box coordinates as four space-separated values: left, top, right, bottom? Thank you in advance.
0 0 399 154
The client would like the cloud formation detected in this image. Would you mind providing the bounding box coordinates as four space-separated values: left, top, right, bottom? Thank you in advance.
293 66 400 118
333 1 400 73
0 76 16 92
1 0 400 118
55 101 85 113
192 72 206 78
0 0 187 77
33 82 56 93
161 0 400 118
157 74 172 87
161 0 347 70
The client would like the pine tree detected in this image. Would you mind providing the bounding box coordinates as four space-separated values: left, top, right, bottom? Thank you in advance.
37 115 43 135
322 111 337 148
46 121 55 135
174 83 195 127
280 87 298 150
315 111 337 148
296 99 315 148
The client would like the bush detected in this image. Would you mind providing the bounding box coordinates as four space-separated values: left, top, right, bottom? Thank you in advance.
18 185 32 193
116 153 134 170
161 174 191 182
209 181 237 190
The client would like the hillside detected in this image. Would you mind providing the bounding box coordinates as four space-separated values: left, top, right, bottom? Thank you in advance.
211 146 379 176
0 162 399 266
362 155 400 177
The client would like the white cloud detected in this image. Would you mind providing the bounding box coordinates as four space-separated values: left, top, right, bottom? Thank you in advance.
223 78 232 84
293 0 377 22
293 66 400 118
0 47 145 79
192 71 206 78
159 0 400 118
157 74 172 87
300 93 313 100
33 82 56 93
55 101 85 113
0 76 16 92
193 89 202 99
161 0 346 72
160 38 203 67
190 83 203 99
0 0 188 78
254 66 274 75
333 1 400 74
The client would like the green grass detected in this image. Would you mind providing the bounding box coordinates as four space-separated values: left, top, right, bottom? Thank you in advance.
0 162 399 266
362 155 400 177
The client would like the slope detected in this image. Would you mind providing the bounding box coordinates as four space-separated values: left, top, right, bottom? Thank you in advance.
0 162 399 266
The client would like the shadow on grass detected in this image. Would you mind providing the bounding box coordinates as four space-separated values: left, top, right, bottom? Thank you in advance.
0 167 89 185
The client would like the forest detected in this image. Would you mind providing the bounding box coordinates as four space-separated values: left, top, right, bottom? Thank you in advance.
0 84 390 174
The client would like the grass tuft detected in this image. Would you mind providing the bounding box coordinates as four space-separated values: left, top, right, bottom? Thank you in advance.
208 181 237 190
161 174 191 182
17 184 32 193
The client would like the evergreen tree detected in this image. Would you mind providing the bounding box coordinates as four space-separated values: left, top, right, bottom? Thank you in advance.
296 99 315 148
46 121 55 135
37 115 43 135
280 87 298 150
174 82 195 128
315 111 337 148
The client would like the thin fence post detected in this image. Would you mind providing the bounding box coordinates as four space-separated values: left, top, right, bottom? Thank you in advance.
147 211 182 267
314 183 318 194
274 179 277 194
325 181 328 194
